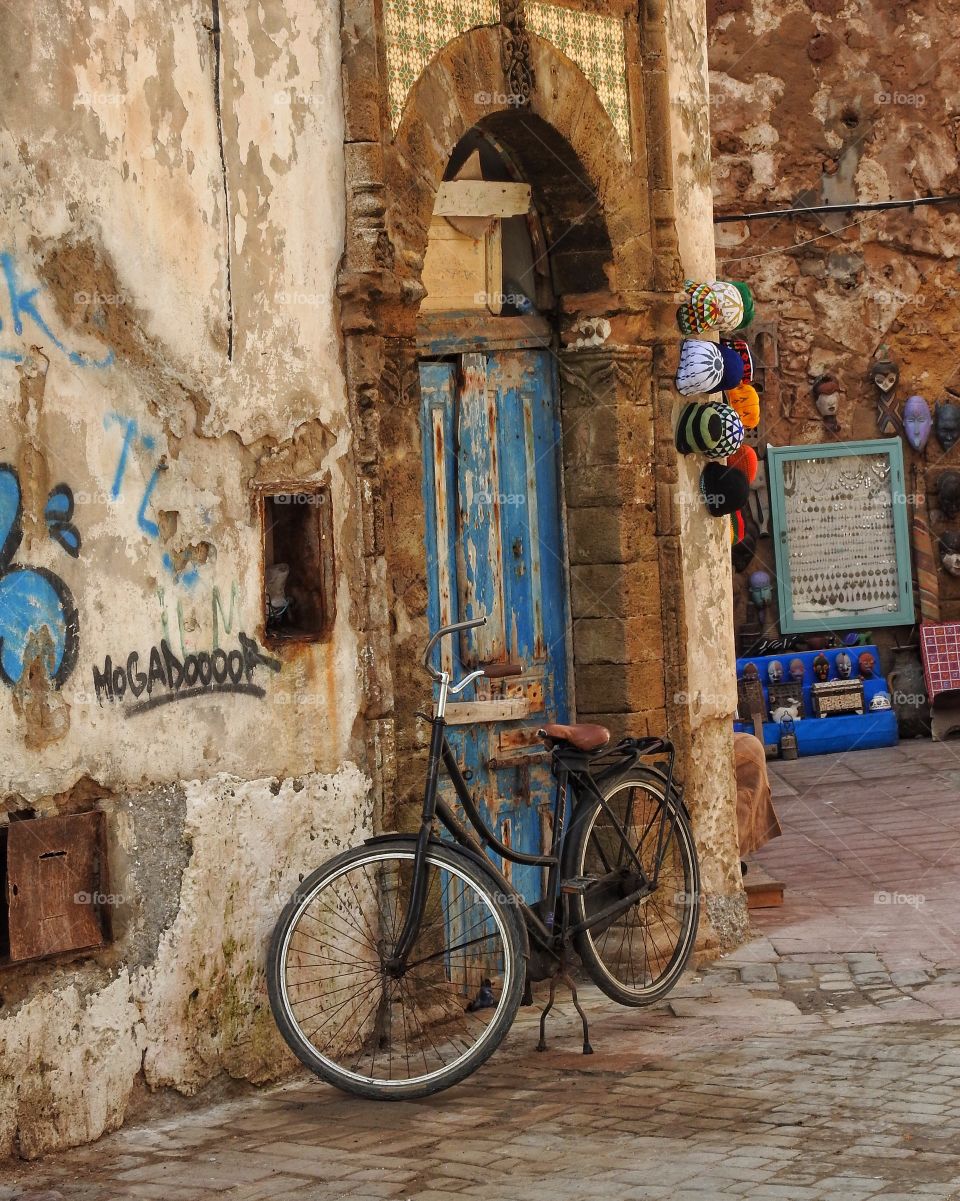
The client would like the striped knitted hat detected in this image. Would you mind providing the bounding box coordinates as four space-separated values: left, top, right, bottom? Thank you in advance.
721 337 754 384
676 339 725 395
677 281 723 335
675 402 724 455
730 510 746 545
708 281 745 332
726 382 761 430
704 403 745 459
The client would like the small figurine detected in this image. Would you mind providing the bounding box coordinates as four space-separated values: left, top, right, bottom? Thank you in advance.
748 569 773 624
857 651 875 679
869 353 902 435
772 699 802 723
812 373 841 432
902 395 932 452
935 402 960 452
789 657 806 683
941 531 960 577
836 652 852 679
768 659 784 684
813 653 830 681
870 692 892 711
937 471 960 519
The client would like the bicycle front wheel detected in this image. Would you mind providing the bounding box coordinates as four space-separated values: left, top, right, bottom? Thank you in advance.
267 838 526 1100
565 771 700 1006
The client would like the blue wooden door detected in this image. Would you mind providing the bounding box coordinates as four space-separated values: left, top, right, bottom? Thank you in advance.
419 349 570 903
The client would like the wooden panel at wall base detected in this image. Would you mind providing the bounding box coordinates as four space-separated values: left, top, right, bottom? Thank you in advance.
7 811 106 962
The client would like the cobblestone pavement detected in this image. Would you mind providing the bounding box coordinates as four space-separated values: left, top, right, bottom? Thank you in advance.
6 741 960 1201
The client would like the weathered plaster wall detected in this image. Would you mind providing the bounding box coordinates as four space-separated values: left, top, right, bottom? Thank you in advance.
0 0 371 1157
709 0 960 648
665 0 748 947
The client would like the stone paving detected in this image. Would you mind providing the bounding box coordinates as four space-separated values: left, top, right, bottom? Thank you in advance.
6 740 960 1201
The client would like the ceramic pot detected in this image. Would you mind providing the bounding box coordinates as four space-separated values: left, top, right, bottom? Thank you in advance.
887 646 930 739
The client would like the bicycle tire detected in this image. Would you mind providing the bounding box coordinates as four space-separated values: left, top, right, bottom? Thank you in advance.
564 770 700 1007
267 837 526 1100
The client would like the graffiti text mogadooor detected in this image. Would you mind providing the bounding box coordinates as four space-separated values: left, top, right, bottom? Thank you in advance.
92 632 280 716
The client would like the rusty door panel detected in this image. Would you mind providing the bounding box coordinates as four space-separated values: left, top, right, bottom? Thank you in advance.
7 811 106 962
419 349 570 903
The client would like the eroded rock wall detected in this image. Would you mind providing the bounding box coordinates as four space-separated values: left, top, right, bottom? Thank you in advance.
709 0 960 641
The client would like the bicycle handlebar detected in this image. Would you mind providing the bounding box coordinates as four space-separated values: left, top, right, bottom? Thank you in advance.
422 617 487 681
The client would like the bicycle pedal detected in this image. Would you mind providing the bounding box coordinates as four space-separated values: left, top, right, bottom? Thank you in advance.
561 876 597 895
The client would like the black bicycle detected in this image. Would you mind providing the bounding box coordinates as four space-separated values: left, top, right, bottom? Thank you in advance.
267 617 700 1100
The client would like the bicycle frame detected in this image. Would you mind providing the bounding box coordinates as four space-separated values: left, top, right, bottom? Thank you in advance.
390 693 682 972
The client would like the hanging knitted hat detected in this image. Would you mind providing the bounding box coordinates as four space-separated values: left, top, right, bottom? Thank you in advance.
727 443 758 483
675 402 724 455
677 282 723 335
676 339 725 395
701 462 750 517
730 510 746 545
705 404 745 459
729 281 755 329
707 281 745 332
722 337 754 384
726 382 761 430
710 343 745 393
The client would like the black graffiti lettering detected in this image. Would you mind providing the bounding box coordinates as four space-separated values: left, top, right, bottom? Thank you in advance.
196 652 212 686
239 631 282 683
92 657 113 703
111 666 127 698
147 645 165 692
127 652 147 698
211 648 228 683
97 631 281 716
162 640 183 691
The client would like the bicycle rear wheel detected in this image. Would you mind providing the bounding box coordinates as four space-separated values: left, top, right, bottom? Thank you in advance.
565 771 700 1006
267 837 526 1100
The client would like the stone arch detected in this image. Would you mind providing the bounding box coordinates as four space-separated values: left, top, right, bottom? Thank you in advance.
383 27 649 302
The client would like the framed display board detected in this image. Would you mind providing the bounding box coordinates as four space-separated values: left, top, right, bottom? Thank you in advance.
768 439 915 633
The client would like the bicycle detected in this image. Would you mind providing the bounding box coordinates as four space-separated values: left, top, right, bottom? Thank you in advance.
267 616 700 1100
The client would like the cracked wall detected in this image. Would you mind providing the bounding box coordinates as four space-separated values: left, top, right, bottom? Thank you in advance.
0 0 371 1158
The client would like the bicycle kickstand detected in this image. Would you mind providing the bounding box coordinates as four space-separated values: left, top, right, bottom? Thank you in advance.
536 967 594 1056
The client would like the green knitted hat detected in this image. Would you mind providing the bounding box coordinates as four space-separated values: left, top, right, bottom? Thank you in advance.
730 281 755 330
675 402 723 455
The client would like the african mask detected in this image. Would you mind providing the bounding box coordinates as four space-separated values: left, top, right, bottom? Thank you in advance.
768 659 784 684
941 531 960 577
748 569 773 623
789 657 805 683
857 651 875 679
813 653 830 682
902 395 932 452
937 471 960 519
742 662 760 683
936 402 960 452
836 652 852 679
812 374 841 430
869 358 899 396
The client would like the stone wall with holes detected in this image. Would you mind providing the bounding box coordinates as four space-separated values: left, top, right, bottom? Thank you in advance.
708 0 960 649
0 1 374 1159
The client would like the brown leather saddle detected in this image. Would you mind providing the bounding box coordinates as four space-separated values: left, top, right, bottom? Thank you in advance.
538 722 611 752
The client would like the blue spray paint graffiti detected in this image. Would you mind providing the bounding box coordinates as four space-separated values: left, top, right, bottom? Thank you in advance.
0 464 80 687
0 252 113 368
105 413 199 587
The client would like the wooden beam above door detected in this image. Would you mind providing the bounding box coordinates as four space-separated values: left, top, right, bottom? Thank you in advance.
434 180 532 218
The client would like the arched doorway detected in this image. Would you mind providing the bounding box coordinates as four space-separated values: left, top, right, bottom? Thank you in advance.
338 14 748 947
416 128 578 898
